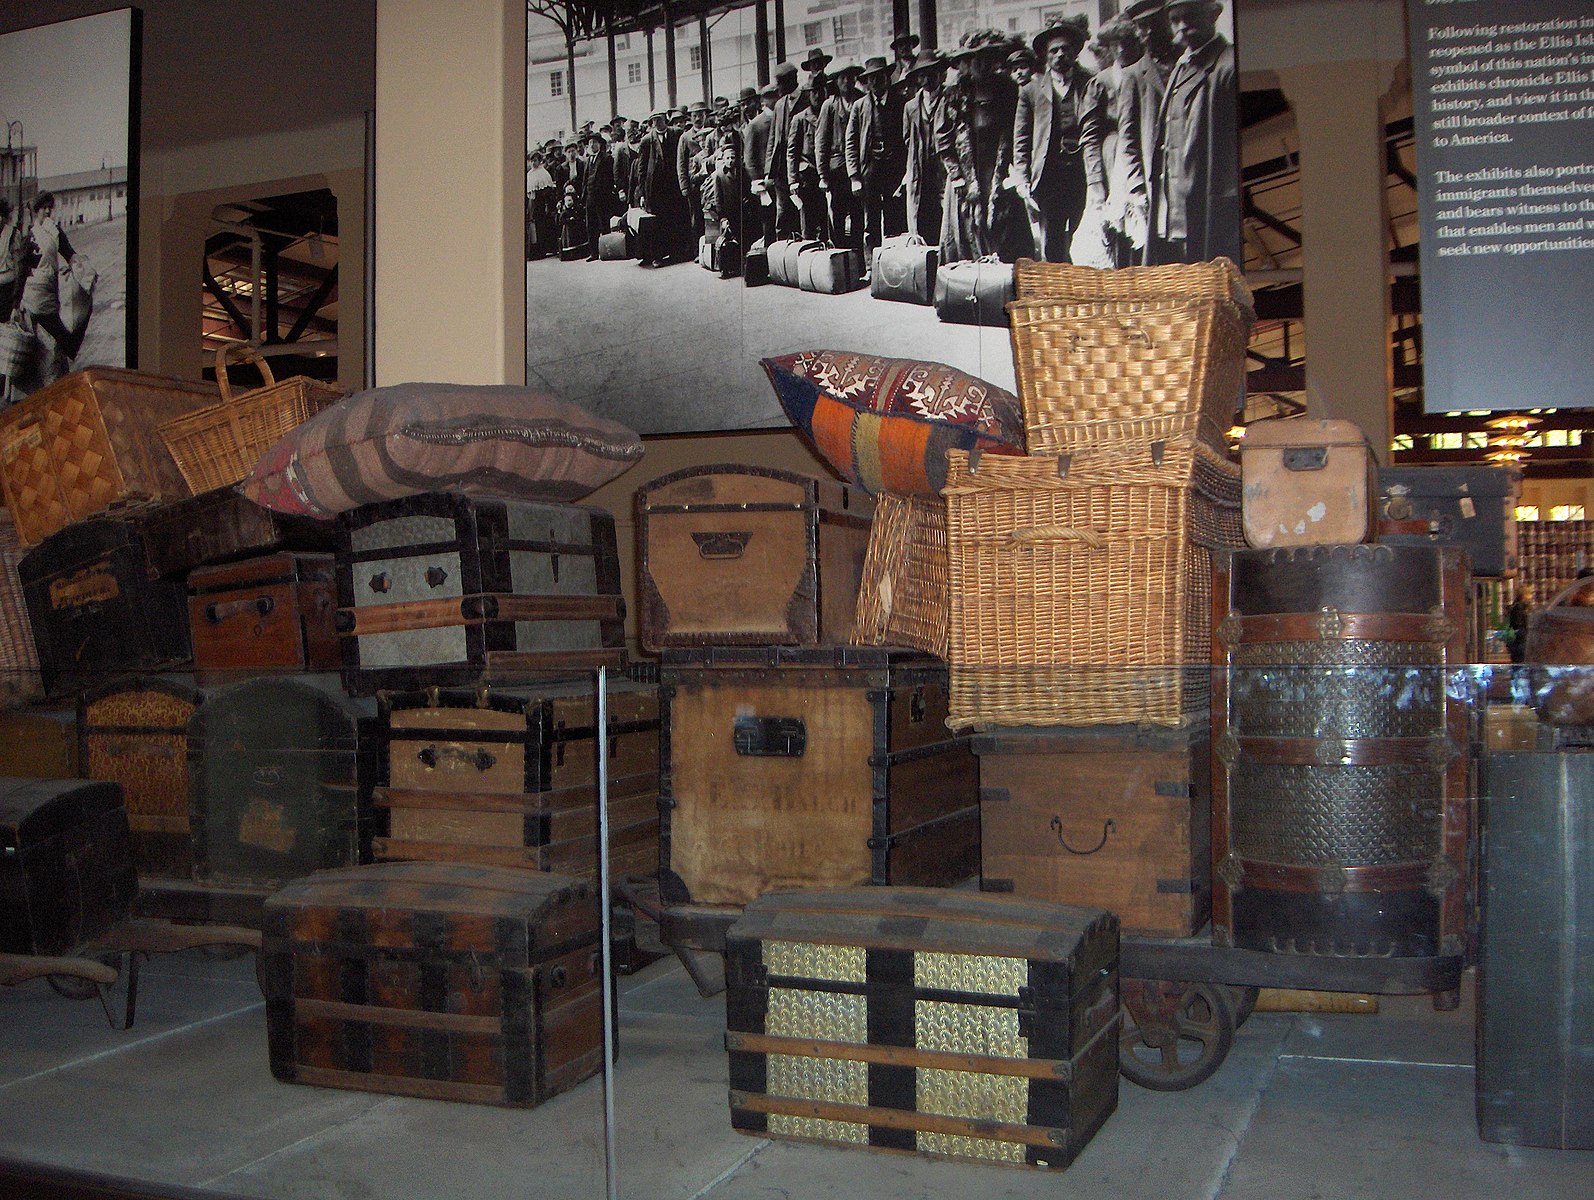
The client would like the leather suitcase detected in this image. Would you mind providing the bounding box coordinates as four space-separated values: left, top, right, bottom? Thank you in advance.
1241 418 1376 548
19 518 192 698
797 245 864 294
79 677 204 880
598 230 630 260
373 677 660 880
974 725 1210 937
1477 750 1594 1149
870 236 938 304
0 367 220 548
188 674 378 889
0 777 137 956
0 706 78 777
1377 464 1521 576
743 248 769 287
137 487 335 580
933 257 1015 327
766 238 822 286
188 552 340 683
335 492 625 697
636 464 873 651
724 887 1119 1169
696 234 719 272
261 861 602 1107
659 646 979 908
626 207 659 260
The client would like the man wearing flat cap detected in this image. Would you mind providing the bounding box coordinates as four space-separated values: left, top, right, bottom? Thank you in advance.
580 130 619 260
1013 15 1099 262
847 55 908 259
638 109 688 265
678 101 716 248
1150 0 1239 264
764 60 803 238
816 64 863 248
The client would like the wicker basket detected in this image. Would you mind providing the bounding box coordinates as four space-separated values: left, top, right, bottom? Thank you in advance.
851 493 949 658
158 345 343 493
942 445 1242 730
1013 256 1254 312
1006 294 1252 458
0 511 41 708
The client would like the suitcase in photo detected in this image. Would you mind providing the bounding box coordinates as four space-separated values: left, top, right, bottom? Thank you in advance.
974 724 1210 936
598 230 631 260
767 238 822 286
797 245 864 294
870 235 938 304
19 518 192 698
261 861 602 1107
335 492 625 696
1377 464 1521 576
636 464 873 651
0 777 136 956
696 234 719 272
1477 750 1594 1149
1241 418 1376 548
137 487 336 580
188 674 378 890
724 887 1120 1169
188 552 340 683
559 243 585 262
626 206 659 259
0 367 220 548
373 676 660 880
744 239 770 287
659 646 979 909
933 257 1014 327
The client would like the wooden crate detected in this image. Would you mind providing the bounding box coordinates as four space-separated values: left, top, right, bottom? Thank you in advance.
975 724 1211 937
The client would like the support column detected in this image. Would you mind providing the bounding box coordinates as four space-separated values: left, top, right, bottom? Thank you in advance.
755 0 771 86
647 28 657 111
1277 60 1394 462
893 0 911 43
664 3 678 109
774 0 786 63
374 0 525 384
917 0 936 50
699 15 713 106
607 27 619 119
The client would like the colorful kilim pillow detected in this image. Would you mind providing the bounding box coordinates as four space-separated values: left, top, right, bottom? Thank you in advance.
761 351 1025 497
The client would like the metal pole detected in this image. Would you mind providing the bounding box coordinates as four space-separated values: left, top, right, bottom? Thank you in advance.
647 28 657 112
918 0 937 50
664 3 679 109
893 0 911 45
607 27 620 119
699 16 713 107
754 1 771 87
773 0 786 64
597 666 619 1200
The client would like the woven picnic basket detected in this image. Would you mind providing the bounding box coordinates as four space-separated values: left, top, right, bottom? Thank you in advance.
1012 256 1254 309
851 492 949 658
941 442 1242 730
158 345 343 494
1006 294 1252 459
0 510 41 708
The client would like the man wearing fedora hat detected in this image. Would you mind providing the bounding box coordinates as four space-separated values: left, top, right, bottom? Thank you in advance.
888 32 920 87
816 64 863 248
902 51 949 245
1117 0 1180 261
1013 15 1099 261
1149 0 1238 263
638 109 688 265
846 55 908 258
580 130 619 260
787 71 831 239
744 83 779 245
764 60 803 238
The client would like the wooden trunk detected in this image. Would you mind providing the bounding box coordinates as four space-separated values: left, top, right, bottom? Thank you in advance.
79 677 204 880
0 777 136 956
0 367 220 548
336 493 625 697
636 465 873 652
0 707 78 778
660 647 979 908
373 677 660 881
188 552 341 682
724 887 1119 1170
1376 464 1520 577
139 487 336 580
187 674 378 889
1240 418 1375 548
1212 544 1472 960
975 725 1211 937
19 519 192 698
261 861 603 1107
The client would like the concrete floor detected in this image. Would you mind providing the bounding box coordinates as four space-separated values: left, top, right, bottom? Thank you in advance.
1 947 1591 1200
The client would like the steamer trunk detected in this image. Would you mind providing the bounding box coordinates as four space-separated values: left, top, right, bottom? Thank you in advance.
636 465 873 652
139 487 336 580
0 778 136 956
336 493 625 696
188 553 341 682
660 647 979 909
373 678 660 881
188 674 378 889
261 861 603 1107
1212 544 1472 960
724 887 1119 1169
1376 465 1519 577
975 725 1210 936
20 519 192 698
79 678 204 880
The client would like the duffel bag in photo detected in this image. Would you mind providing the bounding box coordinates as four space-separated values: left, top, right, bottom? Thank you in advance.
934 256 1015 327
871 234 938 304
767 238 822 286
797 245 864 294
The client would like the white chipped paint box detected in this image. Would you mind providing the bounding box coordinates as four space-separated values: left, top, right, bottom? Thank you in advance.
1240 418 1376 549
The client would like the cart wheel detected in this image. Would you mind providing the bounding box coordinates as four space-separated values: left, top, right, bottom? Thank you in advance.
1225 985 1261 1027
1119 978 1236 1091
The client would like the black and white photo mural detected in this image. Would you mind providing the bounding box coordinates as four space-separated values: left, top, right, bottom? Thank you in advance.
0 8 140 408
526 0 1239 435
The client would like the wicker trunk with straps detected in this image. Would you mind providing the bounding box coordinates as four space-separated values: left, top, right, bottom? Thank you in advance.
851 492 949 659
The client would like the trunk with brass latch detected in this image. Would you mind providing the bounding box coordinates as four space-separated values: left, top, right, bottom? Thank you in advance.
188 552 340 683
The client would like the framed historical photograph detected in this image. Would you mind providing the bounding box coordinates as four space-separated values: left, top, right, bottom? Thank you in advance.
0 7 141 407
526 0 1238 436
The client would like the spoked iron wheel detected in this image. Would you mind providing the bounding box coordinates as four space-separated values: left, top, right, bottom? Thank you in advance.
1119 977 1237 1091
